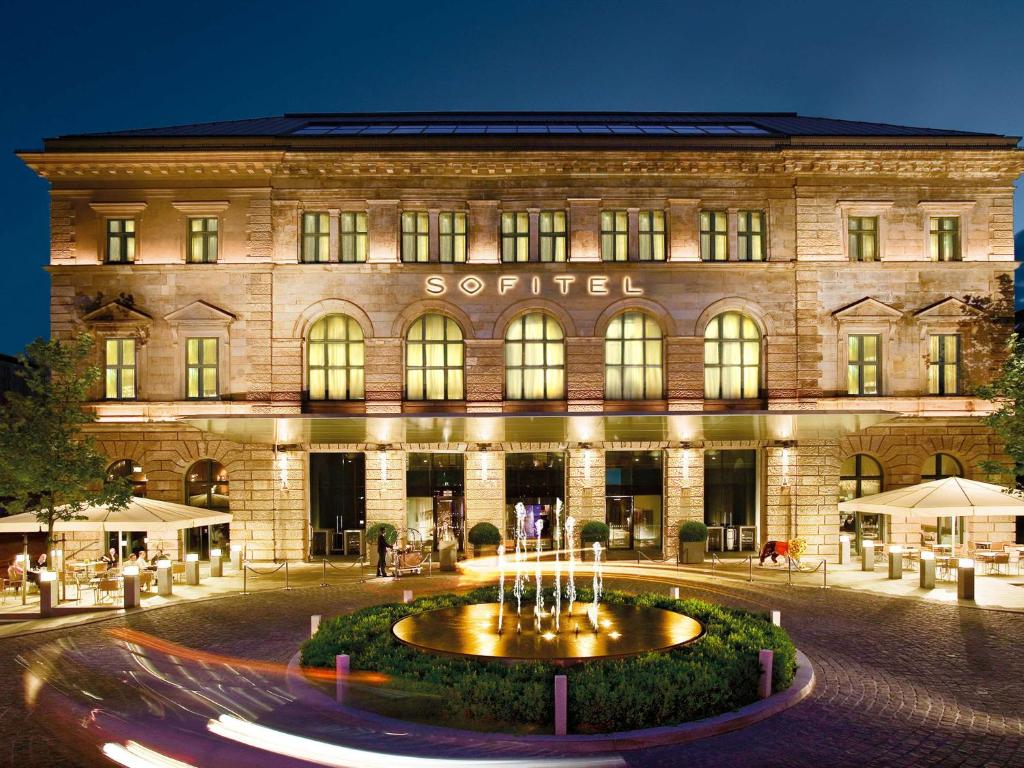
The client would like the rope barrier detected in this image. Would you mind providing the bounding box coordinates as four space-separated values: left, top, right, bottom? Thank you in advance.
709 553 755 583
241 561 288 596
318 557 369 587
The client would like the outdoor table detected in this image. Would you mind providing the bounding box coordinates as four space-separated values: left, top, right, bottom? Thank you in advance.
901 547 920 571
973 551 1009 575
935 556 958 581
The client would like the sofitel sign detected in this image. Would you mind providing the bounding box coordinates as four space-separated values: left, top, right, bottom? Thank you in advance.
425 274 644 297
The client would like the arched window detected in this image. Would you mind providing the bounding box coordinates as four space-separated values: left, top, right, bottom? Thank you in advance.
406 313 464 400
704 311 761 399
604 311 663 400
921 453 964 547
106 459 147 497
838 454 884 551
186 460 229 510
921 453 963 481
307 314 364 400
505 312 565 400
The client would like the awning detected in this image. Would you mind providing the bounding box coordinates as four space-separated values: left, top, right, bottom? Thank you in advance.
0 497 231 534
183 410 896 446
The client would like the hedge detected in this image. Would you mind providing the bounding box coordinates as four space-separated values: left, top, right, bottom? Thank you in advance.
301 587 796 733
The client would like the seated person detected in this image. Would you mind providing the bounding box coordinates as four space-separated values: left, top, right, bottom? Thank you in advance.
7 558 24 584
35 553 48 569
101 547 118 569
137 552 150 569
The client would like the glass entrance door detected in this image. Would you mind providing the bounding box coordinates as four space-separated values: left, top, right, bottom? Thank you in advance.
606 496 634 549
433 493 466 552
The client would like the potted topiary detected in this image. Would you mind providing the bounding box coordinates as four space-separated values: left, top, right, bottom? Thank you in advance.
365 522 398 571
678 520 709 565
580 520 610 560
467 522 502 557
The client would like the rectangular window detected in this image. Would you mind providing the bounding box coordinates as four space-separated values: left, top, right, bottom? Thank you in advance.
339 212 367 263
930 217 961 262
848 216 878 262
847 334 880 396
700 211 728 261
104 338 136 399
737 210 765 261
638 210 666 261
187 217 218 263
539 210 568 262
928 334 960 395
401 211 430 263
186 337 219 400
300 212 330 263
600 210 629 262
501 212 530 263
106 219 136 263
439 211 467 263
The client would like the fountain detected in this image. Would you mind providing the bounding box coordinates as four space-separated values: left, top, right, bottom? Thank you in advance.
392 498 704 662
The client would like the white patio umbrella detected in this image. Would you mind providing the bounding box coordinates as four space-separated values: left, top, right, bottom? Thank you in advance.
838 476 1024 558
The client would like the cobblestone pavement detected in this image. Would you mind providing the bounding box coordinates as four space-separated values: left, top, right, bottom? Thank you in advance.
0 571 1022 768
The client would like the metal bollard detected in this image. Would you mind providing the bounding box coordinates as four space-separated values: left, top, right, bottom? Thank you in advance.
887 546 903 580
822 559 828 589
284 561 291 591
156 559 173 596
861 539 876 571
321 559 328 587
403 589 413 604
336 654 350 704
185 553 200 586
38 571 58 617
230 544 243 571
210 548 223 578
123 565 141 609
242 565 248 595
839 534 851 565
311 614 321 636
919 550 936 589
748 556 753 583
758 649 774 699
554 674 568 736
957 558 975 601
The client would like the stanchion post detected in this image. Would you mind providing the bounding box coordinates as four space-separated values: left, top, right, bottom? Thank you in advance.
336 654 350 704
321 559 328 588
284 560 291 591
242 565 248 596
554 674 567 736
787 556 793 587
822 559 828 589
758 650 774 699
748 555 753 583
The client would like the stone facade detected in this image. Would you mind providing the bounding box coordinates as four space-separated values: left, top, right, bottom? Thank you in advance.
18 117 1024 561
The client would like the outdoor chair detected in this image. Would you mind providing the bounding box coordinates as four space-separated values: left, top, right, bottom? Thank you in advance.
96 577 121 603
139 571 155 592
171 562 187 583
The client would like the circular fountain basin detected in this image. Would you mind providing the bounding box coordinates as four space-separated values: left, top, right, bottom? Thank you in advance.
392 603 704 662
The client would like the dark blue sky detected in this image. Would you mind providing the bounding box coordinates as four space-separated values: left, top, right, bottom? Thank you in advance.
2 0 1021 354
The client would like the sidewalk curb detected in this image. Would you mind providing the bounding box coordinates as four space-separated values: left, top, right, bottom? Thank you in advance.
284 648 815 752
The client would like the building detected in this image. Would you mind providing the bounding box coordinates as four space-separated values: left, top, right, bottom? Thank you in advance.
17 111 1024 561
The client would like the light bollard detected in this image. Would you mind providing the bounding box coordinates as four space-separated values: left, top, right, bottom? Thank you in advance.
758 649 774 699
957 558 975 601
38 570 58 617
209 548 223 577
156 559 173 596
887 545 903 580
185 553 200 586
838 534 851 565
402 589 413 604
771 609 781 627
123 565 141 609
919 550 936 589
554 674 568 736
335 654 350 704
861 539 876 571
670 586 680 600
230 544 243 571
311 614 321 636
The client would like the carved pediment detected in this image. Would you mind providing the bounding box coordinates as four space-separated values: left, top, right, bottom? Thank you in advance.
832 297 903 322
913 297 981 320
81 300 152 326
164 300 236 326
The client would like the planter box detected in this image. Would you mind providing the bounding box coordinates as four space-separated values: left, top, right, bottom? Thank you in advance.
472 544 498 558
679 540 706 565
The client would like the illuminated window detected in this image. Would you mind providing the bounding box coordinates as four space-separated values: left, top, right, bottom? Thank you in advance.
401 211 430 263
848 216 878 262
638 210 666 261
921 453 964 545
847 334 881 396
406 314 464 400
439 212 467 263
737 210 765 261
300 212 330 263
600 210 628 262
107 459 147 497
501 212 530 263
928 334 960 395
186 459 229 510
539 210 567 262
105 219 136 263
104 338 136 400
704 312 760 399
339 212 367 263
505 313 565 400
187 217 218 263
838 454 885 550
308 315 364 400
605 311 663 400
930 217 961 262
700 211 728 261
186 337 218 399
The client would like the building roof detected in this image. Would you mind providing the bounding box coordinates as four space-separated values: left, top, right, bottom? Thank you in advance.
36 112 1020 152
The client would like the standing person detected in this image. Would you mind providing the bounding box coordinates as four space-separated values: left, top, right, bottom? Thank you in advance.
376 529 393 577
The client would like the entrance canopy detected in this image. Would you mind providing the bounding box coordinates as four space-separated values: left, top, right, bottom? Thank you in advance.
185 410 895 446
838 476 1024 518
0 497 231 534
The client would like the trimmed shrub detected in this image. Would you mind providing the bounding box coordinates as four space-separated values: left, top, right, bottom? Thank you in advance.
580 520 610 544
301 587 797 733
678 520 709 542
467 522 502 547
366 522 398 546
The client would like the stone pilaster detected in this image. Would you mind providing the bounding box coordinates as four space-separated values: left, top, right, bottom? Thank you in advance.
365 449 405 531
465 450 505 537
665 447 704 559
566 448 604 525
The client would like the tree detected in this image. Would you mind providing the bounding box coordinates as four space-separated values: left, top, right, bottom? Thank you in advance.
977 332 1024 483
0 334 131 547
